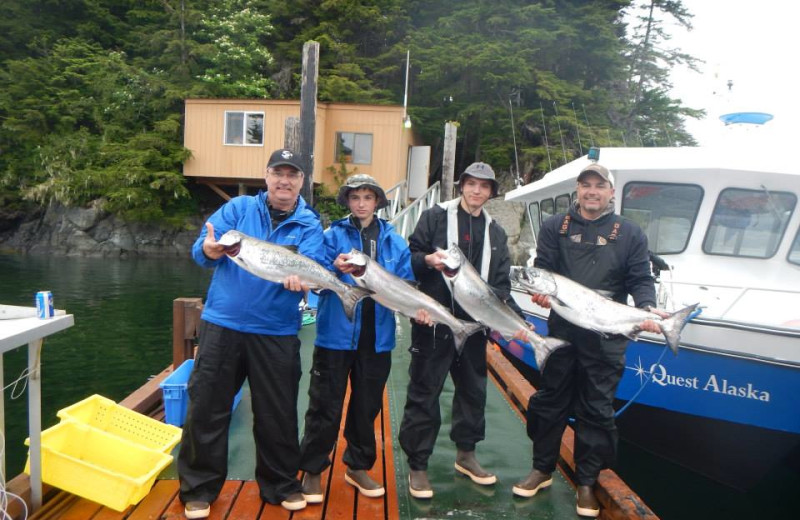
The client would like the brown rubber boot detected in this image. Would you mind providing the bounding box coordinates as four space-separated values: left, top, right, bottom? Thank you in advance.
576 485 600 517
512 469 553 498
454 450 497 485
301 472 323 504
408 469 433 499
345 468 385 497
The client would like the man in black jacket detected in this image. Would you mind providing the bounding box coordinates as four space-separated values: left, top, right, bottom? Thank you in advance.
398 162 522 499
512 163 663 518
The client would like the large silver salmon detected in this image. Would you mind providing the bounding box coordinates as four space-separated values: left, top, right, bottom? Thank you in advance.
218 230 371 320
344 249 484 353
439 243 567 370
513 266 698 354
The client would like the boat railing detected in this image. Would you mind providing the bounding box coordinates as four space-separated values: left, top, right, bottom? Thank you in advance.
389 181 441 241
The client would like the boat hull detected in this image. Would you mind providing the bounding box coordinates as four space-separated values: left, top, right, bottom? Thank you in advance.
495 309 800 489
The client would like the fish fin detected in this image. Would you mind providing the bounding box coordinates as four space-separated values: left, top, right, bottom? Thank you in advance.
594 289 615 299
402 279 421 288
339 286 373 321
660 303 699 355
453 321 486 355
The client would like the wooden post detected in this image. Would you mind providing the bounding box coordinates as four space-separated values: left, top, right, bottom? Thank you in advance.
442 121 458 201
300 41 319 205
285 116 301 151
172 297 203 368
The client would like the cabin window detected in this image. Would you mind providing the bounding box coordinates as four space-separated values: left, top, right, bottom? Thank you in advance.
703 188 796 258
527 202 541 238
540 198 555 225
224 111 264 146
621 183 703 254
789 230 800 265
555 194 571 214
336 132 373 164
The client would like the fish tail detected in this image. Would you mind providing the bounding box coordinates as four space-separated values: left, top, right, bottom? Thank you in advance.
661 303 699 355
340 286 373 321
529 333 569 372
452 321 485 355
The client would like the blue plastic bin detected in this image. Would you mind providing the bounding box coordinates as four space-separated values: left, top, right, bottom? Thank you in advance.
159 359 243 427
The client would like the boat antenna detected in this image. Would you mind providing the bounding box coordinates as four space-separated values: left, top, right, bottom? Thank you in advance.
539 101 553 171
571 102 583 156
553 101 568 164
508 92 522 187
620 130 627 147
580 103 595 148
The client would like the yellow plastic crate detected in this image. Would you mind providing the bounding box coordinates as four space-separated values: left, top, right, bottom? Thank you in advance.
56 394 181 453
25 421 173 511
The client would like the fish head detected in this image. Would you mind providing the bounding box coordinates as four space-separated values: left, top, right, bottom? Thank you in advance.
439 243 463 279
517 267 558 295
218 230 244 257
343 248 368 278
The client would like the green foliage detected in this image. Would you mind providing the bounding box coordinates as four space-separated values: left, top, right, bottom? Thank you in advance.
0 0 702 226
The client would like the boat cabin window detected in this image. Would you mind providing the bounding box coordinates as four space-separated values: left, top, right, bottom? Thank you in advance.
571 191 577 204
789 229 800 266
621 183 703 254
540 198 555 225
527 202 542 237
555 194 571 214
703 188 796 258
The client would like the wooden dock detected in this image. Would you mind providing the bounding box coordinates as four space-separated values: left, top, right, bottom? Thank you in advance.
7 298 658 520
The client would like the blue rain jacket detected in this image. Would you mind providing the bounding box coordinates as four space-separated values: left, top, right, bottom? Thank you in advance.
192 192 324 335
314 217 413 352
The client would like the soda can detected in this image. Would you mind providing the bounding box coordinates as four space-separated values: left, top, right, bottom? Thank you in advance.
36 291 54 319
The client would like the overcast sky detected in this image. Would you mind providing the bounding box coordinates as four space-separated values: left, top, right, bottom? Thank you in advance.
665 0 800 146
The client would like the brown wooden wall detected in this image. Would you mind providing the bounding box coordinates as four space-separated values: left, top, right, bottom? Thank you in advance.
183 99 418 193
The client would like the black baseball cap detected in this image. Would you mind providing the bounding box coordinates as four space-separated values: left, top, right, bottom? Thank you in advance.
267 148 304 172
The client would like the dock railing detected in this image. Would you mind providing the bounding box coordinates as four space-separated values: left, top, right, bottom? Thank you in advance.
377 180 408 222
389 181 441 241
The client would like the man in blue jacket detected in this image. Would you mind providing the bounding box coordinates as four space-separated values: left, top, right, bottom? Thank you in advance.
179 149 323 518
299 174 417 503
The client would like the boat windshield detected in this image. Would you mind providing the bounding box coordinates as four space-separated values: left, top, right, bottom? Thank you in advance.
790 229 800 266
703 188 796 258
621 182 703 254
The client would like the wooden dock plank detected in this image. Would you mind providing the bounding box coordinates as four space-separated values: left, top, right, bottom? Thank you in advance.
229 482 265 518
127 479 180 520
381 391 400 520
355 394 391 520
317 383 356 520
57 498 103 520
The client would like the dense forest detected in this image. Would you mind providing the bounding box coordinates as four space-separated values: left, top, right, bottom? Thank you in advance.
0 0 701 225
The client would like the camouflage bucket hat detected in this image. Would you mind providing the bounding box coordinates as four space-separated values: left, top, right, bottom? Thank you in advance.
336 174 389 209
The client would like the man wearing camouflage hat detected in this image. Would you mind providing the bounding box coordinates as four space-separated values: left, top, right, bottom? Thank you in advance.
299 174 417 503
398 162 525 498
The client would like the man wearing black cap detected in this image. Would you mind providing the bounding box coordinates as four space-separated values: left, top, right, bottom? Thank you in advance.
298 173 419 503
512 162 663 517
398 162 523 498
179 148 322 517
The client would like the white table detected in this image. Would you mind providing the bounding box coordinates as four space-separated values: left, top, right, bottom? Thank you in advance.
0 313 74 512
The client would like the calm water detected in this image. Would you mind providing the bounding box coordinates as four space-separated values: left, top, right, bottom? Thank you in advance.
0 252 211 476
1 252 795 518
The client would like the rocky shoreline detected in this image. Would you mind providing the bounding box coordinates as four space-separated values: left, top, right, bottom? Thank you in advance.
0 199 535 264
